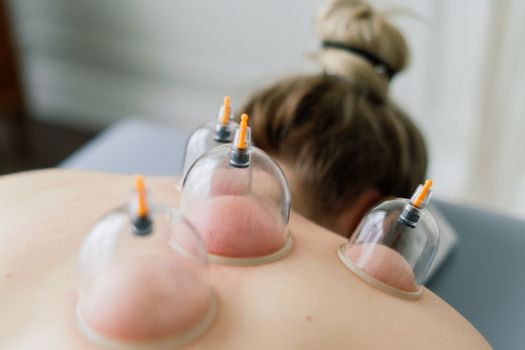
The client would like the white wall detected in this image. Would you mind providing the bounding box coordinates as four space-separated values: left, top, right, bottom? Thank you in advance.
8 0 322 132
383 0 493 205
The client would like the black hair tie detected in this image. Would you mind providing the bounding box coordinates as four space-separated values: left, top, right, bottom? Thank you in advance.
321 40 395 81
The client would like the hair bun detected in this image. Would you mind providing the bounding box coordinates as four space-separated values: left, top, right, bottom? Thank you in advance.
314 0 410 95
346 0 374 20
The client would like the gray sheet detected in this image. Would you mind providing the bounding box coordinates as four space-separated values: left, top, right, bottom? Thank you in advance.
61 118 189 176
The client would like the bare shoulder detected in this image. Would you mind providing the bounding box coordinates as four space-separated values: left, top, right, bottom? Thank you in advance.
196 212 491 349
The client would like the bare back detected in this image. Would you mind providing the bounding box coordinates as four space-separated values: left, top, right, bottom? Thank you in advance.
0 170 490 349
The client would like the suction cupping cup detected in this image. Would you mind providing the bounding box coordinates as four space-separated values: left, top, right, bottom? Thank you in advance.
338 181 439 299
181 96 238 183
180 142 293 266
76 184 217 350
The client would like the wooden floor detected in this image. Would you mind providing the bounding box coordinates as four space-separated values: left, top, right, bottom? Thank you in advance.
0 118 96 175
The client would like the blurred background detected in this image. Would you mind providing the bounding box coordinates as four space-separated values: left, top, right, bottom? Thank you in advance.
1 0 524 218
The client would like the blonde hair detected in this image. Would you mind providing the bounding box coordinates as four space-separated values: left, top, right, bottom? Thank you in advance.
240 0 426 222
315 0 409 99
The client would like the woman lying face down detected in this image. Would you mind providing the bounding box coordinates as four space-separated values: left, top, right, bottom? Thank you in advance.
0 1 491 349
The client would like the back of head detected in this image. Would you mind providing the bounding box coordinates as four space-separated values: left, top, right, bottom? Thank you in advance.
240 0 427 229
